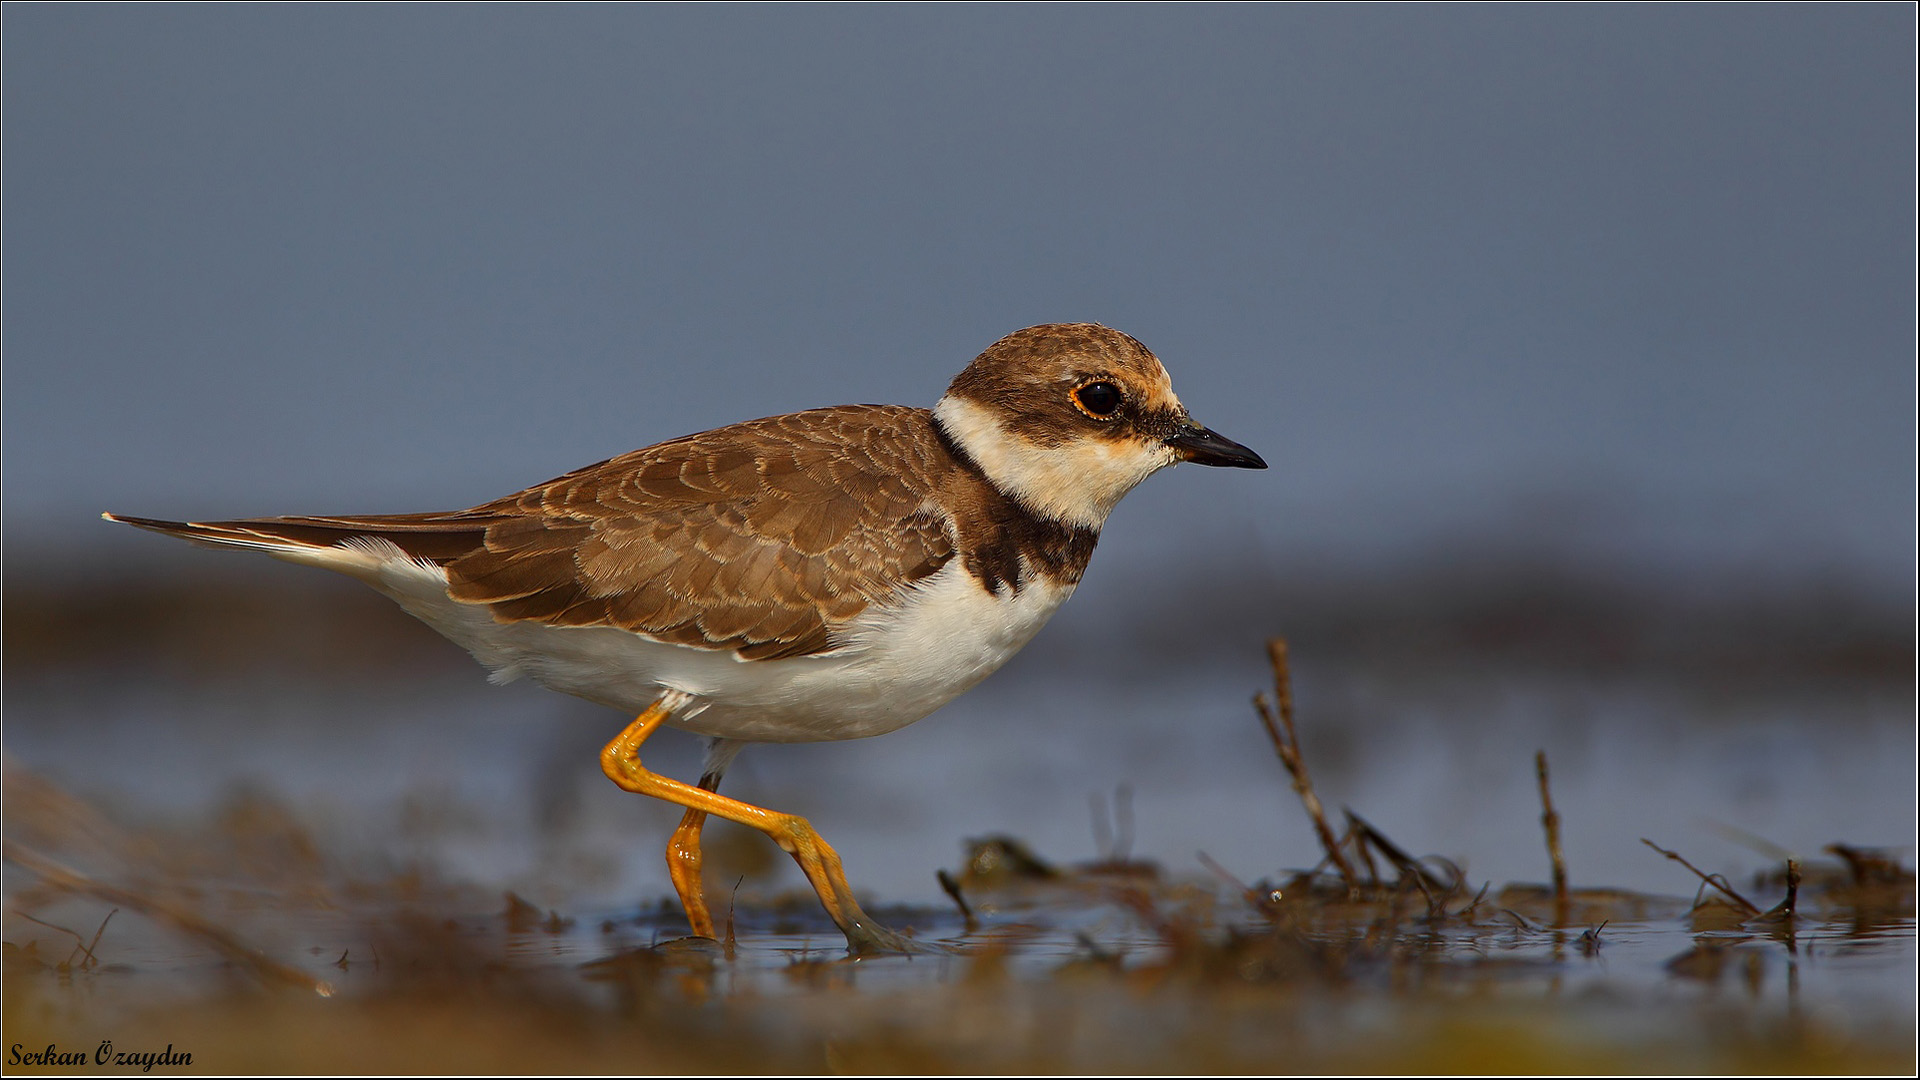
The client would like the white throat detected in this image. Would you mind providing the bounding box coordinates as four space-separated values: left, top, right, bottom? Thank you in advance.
933 394 1176 530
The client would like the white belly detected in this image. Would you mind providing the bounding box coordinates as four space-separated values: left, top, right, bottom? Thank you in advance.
353 550 1075 743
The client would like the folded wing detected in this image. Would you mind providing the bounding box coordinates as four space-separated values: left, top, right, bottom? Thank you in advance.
107 405 958 661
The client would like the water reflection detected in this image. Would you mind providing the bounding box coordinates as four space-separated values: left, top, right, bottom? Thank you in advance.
4 550 1914 1069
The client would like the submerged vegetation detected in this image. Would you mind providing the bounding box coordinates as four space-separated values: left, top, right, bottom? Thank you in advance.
4 636 1912 1073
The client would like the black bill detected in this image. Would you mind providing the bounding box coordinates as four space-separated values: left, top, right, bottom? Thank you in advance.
1164 418 1268 469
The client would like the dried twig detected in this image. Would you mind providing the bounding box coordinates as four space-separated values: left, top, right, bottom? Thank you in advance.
15 909 113 971
1640 837 1761 915
1501 908 1543 933
1408 866 1444 922
1255 638 1356 888
1459 881 1492 921
4 840 332 996
1577 921 1607 957
724 876 743 961
1348 811 1449 894
1759 858 1801 924
1773 859 1801 954
1343 814 1380 884
935 868 976 929
1536 750 1569 922
81 908 117 970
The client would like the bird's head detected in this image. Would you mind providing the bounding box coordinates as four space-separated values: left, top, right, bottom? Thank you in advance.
933 323 1265 529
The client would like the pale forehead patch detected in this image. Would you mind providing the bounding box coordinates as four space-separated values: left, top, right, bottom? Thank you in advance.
1121 356 1182 414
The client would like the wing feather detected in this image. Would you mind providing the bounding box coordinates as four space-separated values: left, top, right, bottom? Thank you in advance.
107 405 961 659
447 405 958 656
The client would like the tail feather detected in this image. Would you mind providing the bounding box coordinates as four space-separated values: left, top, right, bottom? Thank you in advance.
102 511 493 564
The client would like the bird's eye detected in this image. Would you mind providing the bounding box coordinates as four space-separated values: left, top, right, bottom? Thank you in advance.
1073 381 1124 419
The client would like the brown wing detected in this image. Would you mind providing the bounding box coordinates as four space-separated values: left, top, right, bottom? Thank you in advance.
442 404 957 660
109 406 960 661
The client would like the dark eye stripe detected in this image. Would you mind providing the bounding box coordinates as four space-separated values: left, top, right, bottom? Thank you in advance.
1074 381 1123 418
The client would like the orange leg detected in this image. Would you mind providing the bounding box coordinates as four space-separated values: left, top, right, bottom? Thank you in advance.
667 802 714 939
600 694 921 955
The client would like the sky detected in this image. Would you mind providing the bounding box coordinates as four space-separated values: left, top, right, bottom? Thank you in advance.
7 6 1915 594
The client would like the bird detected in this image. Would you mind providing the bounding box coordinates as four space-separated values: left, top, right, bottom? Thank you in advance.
105 323 1266 954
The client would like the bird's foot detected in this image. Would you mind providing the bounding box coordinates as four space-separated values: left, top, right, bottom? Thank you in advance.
839 908 948 956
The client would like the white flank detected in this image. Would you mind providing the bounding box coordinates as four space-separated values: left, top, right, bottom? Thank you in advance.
229 536 1075 744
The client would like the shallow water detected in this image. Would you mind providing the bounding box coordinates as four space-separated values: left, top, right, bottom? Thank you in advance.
4 835 1912 1073
4 569 1914 1071
6 649 1910 909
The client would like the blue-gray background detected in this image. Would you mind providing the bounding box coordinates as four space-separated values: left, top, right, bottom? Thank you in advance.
10 5 1914 583
5 7 1914 907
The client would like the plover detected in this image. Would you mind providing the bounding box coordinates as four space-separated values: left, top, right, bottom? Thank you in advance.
106 323 1265 953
